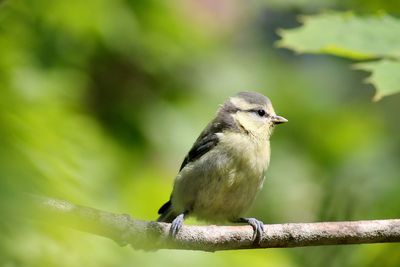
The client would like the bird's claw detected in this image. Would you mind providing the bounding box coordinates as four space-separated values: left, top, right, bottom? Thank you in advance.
169 213 185 237
237 217 265 244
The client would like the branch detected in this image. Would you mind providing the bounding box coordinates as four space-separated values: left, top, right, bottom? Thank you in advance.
29 196 400 252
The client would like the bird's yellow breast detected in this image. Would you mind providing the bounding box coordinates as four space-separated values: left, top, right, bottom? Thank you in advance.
172 131 270 221
217 132 270 183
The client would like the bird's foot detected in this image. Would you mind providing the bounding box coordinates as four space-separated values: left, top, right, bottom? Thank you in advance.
169 213 186 237
235 217 265 244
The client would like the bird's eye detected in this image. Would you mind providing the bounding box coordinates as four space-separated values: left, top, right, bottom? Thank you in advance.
257 109 266 117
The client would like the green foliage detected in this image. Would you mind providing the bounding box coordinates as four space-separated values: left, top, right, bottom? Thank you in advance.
277 12 400 100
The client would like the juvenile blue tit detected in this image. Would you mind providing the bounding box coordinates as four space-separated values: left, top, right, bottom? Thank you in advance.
157 92 287 242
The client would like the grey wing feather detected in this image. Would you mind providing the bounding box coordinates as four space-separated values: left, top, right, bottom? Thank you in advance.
179 109 239 171
157 105 240 221
179 130 219 171
157 125 219 222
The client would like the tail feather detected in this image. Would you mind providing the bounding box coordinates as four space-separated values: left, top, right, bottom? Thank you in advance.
157 200 177 223
158 200 171 215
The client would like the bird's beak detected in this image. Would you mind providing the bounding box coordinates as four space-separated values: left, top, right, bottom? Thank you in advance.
271 115 288 125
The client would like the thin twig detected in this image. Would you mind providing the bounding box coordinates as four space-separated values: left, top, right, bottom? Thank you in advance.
29 196 400 252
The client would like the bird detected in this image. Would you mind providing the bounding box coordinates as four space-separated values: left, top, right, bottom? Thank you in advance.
157 91 287 242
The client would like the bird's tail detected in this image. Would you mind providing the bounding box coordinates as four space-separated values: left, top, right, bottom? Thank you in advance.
157 200 177 223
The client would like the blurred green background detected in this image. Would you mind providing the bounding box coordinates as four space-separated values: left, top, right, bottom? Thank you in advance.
1 0 400 266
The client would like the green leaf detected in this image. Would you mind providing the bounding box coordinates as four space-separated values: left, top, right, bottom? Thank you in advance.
277 12 400 100
277 12 400 60
354 60 400 101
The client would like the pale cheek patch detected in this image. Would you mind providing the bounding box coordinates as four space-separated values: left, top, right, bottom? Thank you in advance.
232 112 265 135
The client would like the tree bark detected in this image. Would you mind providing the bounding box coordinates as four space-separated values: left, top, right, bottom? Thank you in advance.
30 196 400 252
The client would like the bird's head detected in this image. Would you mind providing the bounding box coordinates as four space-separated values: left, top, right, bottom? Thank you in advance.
218 92 287 139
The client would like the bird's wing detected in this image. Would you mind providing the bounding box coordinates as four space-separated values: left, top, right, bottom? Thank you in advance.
158 105 240 220
179 106 240 171
179 128 220 171
157 125 219 219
